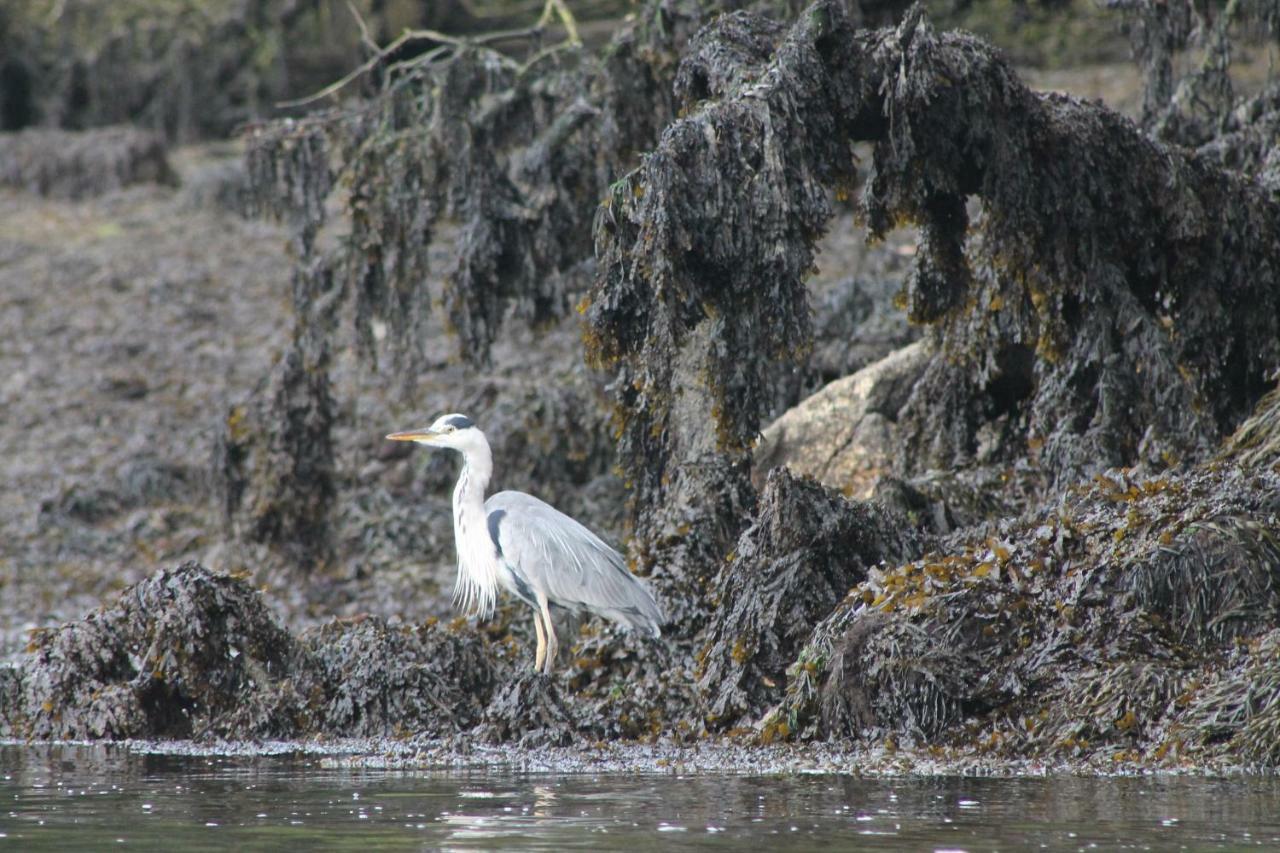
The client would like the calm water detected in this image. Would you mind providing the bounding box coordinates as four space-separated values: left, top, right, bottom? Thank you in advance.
2 745 1278 850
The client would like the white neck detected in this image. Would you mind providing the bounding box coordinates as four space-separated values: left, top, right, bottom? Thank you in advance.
451 433 499 618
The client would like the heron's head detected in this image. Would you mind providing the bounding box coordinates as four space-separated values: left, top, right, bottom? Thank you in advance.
386 413 485 453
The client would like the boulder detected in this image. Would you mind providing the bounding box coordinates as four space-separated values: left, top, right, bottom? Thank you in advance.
753 340 930 498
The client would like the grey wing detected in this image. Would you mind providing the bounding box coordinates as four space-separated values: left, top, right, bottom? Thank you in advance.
486 490 664 637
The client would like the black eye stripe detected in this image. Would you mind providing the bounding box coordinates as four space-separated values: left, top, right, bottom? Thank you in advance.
443 415 474 430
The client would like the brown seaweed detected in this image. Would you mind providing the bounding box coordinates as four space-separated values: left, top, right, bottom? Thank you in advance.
772 444 1280 760
216 121 338 570
590 1 1280 619
2 563 518 742
0 126 174 198
698 469 927 730
6 0 1280 768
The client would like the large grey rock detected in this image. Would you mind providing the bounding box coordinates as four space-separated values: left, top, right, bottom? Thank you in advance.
752 340 930 498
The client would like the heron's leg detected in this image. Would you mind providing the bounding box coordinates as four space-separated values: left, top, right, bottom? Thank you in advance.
536 592 558 676
533 607 547 673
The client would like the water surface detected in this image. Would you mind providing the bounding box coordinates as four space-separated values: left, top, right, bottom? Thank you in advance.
2 744 1278 850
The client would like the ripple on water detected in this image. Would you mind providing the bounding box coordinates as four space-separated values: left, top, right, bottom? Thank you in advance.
0 744 1278 850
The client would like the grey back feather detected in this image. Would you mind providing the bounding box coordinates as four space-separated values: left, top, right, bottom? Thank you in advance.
485 490 663 636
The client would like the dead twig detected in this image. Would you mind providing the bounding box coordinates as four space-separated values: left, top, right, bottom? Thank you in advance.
277 28 421 108
347 0 379 55
518 39 583 75
278 15 562 109
537 0 582 45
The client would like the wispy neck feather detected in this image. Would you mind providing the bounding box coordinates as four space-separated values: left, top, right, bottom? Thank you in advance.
451 436 499 619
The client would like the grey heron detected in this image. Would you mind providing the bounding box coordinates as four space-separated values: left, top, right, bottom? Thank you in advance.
387 413 663 674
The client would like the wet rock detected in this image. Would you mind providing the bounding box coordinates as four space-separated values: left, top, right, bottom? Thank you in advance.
0 126 174 199
479 671 583 747
305 616 502 738
3 562 318 740
802 273 921 391
753 340 931 498
698 469 927 729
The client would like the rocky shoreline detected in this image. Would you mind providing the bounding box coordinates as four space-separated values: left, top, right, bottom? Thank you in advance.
2 0 1278 772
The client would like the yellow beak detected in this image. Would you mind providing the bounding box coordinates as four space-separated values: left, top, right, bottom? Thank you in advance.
386 430 436 442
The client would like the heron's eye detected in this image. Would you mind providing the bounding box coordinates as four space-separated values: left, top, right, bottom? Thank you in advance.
444 425 456 433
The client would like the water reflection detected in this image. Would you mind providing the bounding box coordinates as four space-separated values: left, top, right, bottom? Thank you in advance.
1 744 1278 850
